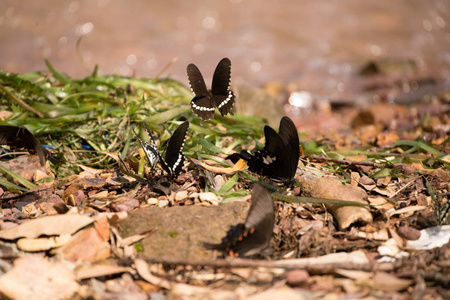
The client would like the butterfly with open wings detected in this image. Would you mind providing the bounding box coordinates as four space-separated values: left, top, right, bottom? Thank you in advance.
187 58 235 125
227 116 300 183
204 183 274 257
137 121 189 178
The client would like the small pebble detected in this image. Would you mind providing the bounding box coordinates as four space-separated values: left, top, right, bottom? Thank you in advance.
214 175 224 191
158 200 169 208
286 269 309 286
398 226 421 240
147 198 158 205
360 175 375 185
199 192 220 205
175 191 188 201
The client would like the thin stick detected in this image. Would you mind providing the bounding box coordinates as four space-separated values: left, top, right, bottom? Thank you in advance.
155 57 178 79
0 84 45 118
307 155 387 169
142 256 397 273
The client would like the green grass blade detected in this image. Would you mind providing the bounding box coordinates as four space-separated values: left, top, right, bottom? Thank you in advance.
0 164 38 190
0 177 28 191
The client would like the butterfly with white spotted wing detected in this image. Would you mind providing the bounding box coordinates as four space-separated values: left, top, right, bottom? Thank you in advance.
187 58 235 125
137 121 189 178
227 116 300 183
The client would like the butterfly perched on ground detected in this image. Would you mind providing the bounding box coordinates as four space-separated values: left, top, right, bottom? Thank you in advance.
204 183 274 257
227 116 300 183
137 121 189 178
0 125 50 166
187 58 235 125
137 123 160 172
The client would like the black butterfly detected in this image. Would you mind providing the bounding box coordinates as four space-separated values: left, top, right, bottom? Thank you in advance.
227 116 300 183
0 125 50 166
138 121 189 178
187 58 235 125
204 183 274 257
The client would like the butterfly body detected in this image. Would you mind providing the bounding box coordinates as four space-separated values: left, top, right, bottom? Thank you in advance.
187 58 235 125
227 116 300 183
204 184 274 257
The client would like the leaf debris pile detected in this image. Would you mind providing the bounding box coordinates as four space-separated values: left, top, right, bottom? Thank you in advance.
0 61 449 299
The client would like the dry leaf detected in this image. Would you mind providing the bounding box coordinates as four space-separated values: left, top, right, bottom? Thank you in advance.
119 228 156 248
372 271 413 292
17 234 71 251
134 259 171 289
367 196 394 211
0 214 93 240
59 216 110 263
350 228 389 241
302 177 372 230
246 285 305 300
385 206 427 218
335 269 373 282
276 250 369 267
75 264 135 280
190 157 247 174
0 255 79 299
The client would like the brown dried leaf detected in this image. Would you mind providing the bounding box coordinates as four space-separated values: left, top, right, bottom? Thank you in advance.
17 234 71 251
0 255 79 299
246 286 304 300
59 216 110 263
0 214 94 240
75 264 135 280
372 271 414 292
190 157 247 174
367 196 394 211
302 177 372 230
134 259 171 289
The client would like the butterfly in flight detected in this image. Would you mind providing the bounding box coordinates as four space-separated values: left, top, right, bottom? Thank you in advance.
187 58 235 125
138 121 189 178
0 125 50 166
227 116 300 183
204 183 274 257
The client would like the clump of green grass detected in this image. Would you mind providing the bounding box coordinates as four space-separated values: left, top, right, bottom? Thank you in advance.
0 61 266 180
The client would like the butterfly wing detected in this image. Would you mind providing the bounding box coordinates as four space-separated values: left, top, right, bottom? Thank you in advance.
231 183 274 257
226 150 252 164
139 123 160 170
138 139 160 171
0 125 50 166
277 116 300 181
187 63 215 124
245 183 274 234
162 121 189 177
211 58 235 117
187 63 208 97
257 126 291 182
204 184 274 257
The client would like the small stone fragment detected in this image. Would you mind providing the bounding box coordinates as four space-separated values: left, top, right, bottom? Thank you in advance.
286 269 309 286
147 198 158 205
175 191 188 201
158 200 169 208
199 192 220 205
398 226 421 241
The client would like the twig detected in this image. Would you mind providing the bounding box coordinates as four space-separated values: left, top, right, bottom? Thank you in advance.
142 256 397 274
0 83 45 118
306 155 387 169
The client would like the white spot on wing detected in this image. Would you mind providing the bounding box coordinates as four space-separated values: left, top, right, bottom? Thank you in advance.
218 90 233 109
192 102 215 111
